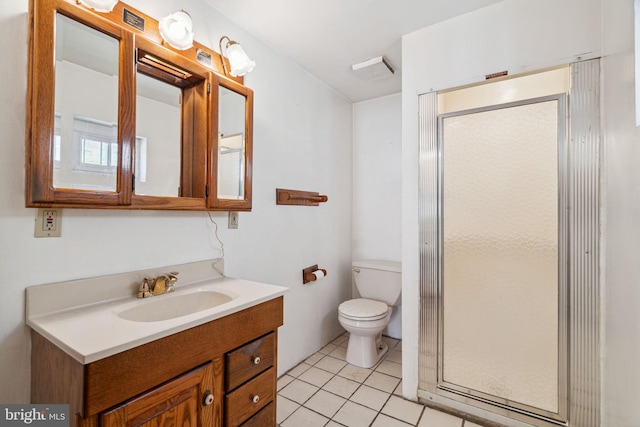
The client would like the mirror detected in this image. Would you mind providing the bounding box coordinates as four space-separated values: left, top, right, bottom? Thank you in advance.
135 72 181 197
134 45 209 201
217 85 246 200
53 13 120 192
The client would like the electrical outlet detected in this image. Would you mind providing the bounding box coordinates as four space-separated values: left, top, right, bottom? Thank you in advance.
35 208 62 238
228 211 239 229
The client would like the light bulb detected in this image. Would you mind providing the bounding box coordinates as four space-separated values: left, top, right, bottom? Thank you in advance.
226 43 256 77
158 11 194 51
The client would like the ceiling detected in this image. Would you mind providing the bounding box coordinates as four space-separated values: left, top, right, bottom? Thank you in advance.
203 0 504 102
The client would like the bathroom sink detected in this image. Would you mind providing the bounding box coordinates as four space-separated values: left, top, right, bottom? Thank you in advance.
118 290 234 322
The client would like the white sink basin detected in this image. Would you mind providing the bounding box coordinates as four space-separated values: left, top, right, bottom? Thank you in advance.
118 290 234 322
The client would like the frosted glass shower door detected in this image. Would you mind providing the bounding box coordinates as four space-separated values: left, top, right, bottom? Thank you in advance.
440 97 566 418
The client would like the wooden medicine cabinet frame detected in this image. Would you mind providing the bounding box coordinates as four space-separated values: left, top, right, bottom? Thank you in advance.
209 74 254 211
25 0 254 211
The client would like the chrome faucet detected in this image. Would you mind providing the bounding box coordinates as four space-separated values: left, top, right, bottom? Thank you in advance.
137 271 179 298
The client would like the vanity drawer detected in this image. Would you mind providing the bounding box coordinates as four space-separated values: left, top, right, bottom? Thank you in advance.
225 367 275 427
226 332 275 391
239 402 274 427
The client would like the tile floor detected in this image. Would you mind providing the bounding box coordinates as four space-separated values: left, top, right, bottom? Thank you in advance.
277 333 482 427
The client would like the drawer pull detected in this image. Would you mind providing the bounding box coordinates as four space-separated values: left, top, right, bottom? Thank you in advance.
253 356 261 365
202 390 214 406
252 395 260 404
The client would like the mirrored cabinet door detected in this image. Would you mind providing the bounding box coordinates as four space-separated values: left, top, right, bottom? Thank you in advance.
28 0 134 206
130 38 209 209
209 75 253 211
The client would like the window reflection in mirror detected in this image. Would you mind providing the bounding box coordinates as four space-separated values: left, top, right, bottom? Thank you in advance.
218 86 246 200
135 72 181 197
53 13 119 192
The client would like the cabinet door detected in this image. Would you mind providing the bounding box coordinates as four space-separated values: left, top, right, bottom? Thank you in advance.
28 0 135 207
101 361 219 427
208 74 254 211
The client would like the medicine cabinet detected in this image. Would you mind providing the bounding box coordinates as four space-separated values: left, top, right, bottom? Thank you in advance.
26 0 254 211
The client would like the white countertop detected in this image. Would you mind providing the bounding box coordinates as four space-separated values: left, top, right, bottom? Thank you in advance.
26 260 288 364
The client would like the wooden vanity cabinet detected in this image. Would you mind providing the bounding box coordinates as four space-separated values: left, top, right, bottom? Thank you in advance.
30 297 283 427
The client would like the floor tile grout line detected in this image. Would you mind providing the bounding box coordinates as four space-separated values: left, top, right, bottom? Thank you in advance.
279 380 351 426
279 372 415 425
279 386 403 420
279 366 380 425
364 386 397 426
279 336 458 427
281 355 386 424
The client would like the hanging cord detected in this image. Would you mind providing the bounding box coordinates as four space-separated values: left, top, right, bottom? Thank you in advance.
206 211 225 276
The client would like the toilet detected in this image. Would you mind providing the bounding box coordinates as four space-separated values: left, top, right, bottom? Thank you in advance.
338 260 401 368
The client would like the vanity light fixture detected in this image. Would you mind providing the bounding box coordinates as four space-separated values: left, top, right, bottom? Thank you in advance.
77 0 118 13
158 10 194 51
219 36 256 77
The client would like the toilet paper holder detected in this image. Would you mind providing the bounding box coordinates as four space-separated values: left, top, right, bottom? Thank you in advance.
303 264 327 284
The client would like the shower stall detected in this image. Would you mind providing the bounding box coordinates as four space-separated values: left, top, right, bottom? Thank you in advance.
417 60 600 427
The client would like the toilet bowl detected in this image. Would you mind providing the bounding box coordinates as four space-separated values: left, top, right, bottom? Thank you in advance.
338 260 401 368
339 298 392 367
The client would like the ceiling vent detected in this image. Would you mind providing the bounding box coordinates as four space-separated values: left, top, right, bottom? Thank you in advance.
351 56 395 81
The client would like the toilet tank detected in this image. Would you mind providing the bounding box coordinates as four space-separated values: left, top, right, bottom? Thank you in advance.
352 260 402 306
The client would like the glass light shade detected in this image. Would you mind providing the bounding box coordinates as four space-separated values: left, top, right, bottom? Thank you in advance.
226 43 256 77
78 0 118 12
158 11 194 51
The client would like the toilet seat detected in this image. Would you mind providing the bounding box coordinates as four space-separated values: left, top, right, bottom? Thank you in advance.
338 298 389 321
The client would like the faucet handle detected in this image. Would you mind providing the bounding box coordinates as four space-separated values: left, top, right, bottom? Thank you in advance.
137 278 152 298
165 271 179 293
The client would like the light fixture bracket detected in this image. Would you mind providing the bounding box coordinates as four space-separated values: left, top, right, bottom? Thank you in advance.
77 0 119 13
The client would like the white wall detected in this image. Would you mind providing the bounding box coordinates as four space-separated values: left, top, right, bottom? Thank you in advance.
352 93 402 262
403 0 601 96
0 0 352 403
401 0 605 416
353 93 402 338
601 0 640 425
